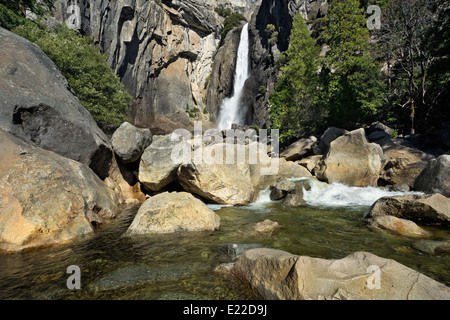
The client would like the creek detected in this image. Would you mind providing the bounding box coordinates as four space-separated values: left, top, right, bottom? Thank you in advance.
0 178 449 299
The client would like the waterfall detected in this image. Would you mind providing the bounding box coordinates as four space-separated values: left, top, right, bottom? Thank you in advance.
217 23 250 130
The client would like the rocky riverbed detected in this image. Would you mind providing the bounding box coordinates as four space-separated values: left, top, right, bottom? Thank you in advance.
1 18 450 300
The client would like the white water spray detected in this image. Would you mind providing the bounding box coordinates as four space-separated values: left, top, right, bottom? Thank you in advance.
217 23 250 130
250 178 424 210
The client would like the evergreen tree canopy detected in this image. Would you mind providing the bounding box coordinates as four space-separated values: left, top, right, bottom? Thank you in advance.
269 14 322 144
320 0 383 129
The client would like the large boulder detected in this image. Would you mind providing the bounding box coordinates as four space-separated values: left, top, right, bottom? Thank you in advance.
317 127 348 152
177 142 311 205
178 143 259 205
0 130 119 252
378 142 431 189
111 122 152 164
280 136 316 161
0 27 112 178
125 192 220 235
314 129 383 187
414 155 450 197
364 194 450 226
138 134 188 192
232 248 450 300
269 180 298 200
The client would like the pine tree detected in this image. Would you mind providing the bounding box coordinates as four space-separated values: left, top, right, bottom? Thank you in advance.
320 0 383 129
269 14 321 144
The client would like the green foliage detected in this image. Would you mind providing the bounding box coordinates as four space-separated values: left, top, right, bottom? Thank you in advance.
319 0 383 128
265 24 278 46
215 7 232 18
13 22 133 133
0 4 26 30
221 13 247 41
0 0 54 16
269 14 322 144
187 106 200 118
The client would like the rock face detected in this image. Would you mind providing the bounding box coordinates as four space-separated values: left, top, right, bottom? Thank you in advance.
364 194 450 226
0 27 112 178
206 25 242 118
314 129 384 187
111 122 152 164
232 248 450 300
0 129 119 252
125 192 220 235
247 0 328 127
414 155 450 197
52 0 258 133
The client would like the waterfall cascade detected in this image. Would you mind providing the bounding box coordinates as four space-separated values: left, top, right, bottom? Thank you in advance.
217 23 250 130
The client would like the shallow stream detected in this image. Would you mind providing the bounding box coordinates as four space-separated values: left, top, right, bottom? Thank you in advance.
0 179 449 299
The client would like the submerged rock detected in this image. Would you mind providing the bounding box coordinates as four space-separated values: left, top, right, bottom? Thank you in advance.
88 263 194 291
125 192 220 235
282 194 307 207
0 129 119 252
367 215 432 238
253 219 280 234
412 240 450 255
232 248 450 300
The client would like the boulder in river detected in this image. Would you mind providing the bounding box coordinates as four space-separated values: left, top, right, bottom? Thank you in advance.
414 154 450 197
0 129 119 252
232 248 450 300
138 134 189 192
314 128 384 187
125 192 220 235
364 193 450 226
367 215 432 238
178 142 310 205
378 141 431 189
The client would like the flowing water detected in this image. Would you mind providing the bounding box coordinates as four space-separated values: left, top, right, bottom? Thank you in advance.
217 23 250 130
0 178 449 300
